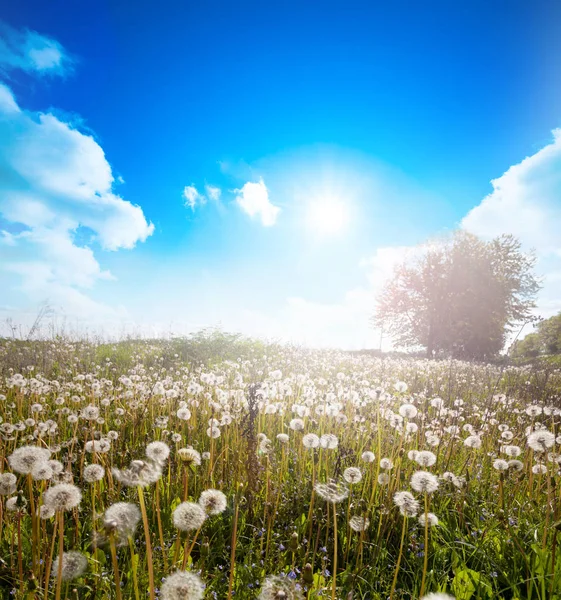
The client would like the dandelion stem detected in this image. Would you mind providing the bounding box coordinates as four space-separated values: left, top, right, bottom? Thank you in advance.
109 534 122 600
55 512 64 600
420 495 430 597
331 504 338 600
389 516 407 600
137 486 155 600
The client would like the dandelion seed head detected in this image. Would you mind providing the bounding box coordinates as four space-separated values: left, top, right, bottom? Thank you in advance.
527 430 555 452
411 471 439 494
0 472 17 495
415 451 437 467
314 481 349 504
418 513 439 527
8 446 51 474
83 464 105 483
51 551 88 581
302 433 319 449
173 501 207 531
259 574 304 600
160 570 205 600
349 515 370 532
343 467 362 484
361 451 375 463
199 489 227 515
146 441 171 465
43 483 82 512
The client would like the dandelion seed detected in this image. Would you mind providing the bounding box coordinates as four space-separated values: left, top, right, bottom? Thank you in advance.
146 441 171 465
51 551 88 581
393 491 419 517
508 460 524 471
302 433 319 449
532 464 547 475
276 433 289 444
415 451 437 467
43 483 82 512
104 502 141 545
463 436 482 449
493 459 509 472
319 434 338 449
361 451 375 463
399 404 418 419
31 463 53 481
199 489 227 515
112 459 162 488
343 467 362 484
178 448 202 466
314 481 349 504
83 464 105 483
379 458 393 470
420 594 455 600
8 446 51 474
418 513 439 527
377 473 390 485
258 574 304 600
349 515 370 532
0 473 17 496
527 431 555 453
289 418 305 431
411 471 439 494
173 501 207 531
160 570 205 600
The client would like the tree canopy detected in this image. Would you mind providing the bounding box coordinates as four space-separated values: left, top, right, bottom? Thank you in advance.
511 312 561 359
374 231 541 360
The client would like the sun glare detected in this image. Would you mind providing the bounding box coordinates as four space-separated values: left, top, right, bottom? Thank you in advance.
306 196 350 235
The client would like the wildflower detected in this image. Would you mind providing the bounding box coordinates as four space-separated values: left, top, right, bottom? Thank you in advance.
411 471 439 494
441 472 464 489
173 501 207 531
420 594 455 600
277 433 289 444
178 448 202 466
199 489 227 515
289 419 305 431
319 434 338 449
463 436 482 449
40 504 55 519
399 404 418 419
0 473 17 495
377 473 390 485
43 483 82 512
502 445 521 457
146 441 171 465
83 464 105 483
177 407 192 420
492 459 509 472
206 426 221 439
314 481 349 504
508 460 524 471
112 459 162 487
160 570 205 600
51 551 88 581
343 467 362 484
527 431 555 453
8 446 51 474
393 491 419 517
394 381 408 393
418 513 439 527
258 574 304 600
32 463 53 481
349 515 370 532
302 433 319 449
379 458 393 470
361 451 375 463
84 439 111 453
104 502 141 545
80 406 100 421
415 451 437 467
532 464 547 475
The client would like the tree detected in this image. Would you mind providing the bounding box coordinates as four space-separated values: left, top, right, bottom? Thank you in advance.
511 312 561 359
374 231 541 360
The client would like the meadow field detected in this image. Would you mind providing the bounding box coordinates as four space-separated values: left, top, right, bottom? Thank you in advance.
0 333 560 600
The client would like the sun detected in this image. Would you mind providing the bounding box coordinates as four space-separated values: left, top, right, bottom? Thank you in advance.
306 195 350 235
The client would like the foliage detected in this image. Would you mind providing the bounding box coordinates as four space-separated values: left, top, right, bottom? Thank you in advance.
374 231 540 360
512 312 561 360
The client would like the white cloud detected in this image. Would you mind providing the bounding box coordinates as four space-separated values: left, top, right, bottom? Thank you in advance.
462 129 561 254
183 185 206 210
0 83 154 318
234 178 280 226
462 128 561 319
0 22 72 76
205 184 221 202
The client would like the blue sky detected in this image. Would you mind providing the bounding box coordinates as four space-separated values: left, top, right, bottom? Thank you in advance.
1 1 561 347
